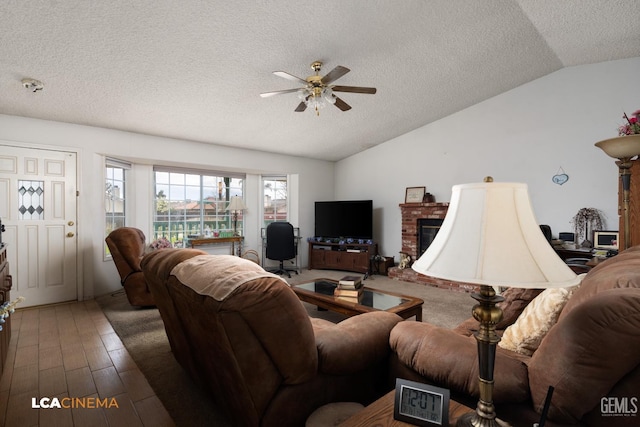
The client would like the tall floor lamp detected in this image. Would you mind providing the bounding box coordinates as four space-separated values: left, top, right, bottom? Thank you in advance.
595 135 640 250
226 196 247 236
411 178 580 427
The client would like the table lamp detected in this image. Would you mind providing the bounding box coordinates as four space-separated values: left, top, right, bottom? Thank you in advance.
411 177 580 427
226 196 247 236
595 134 640 250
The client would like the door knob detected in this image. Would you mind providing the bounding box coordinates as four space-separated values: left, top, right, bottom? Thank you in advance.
67 232 75 238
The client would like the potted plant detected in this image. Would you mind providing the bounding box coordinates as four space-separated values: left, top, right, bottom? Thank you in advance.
570 208 605 248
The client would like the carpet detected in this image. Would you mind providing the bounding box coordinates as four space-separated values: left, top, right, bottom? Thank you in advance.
95 269 472 427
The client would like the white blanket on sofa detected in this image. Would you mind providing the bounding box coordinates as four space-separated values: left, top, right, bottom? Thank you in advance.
170 254 287 301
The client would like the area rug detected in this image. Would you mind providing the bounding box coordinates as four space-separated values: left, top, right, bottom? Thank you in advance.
96 289 230 426
96 270 472 426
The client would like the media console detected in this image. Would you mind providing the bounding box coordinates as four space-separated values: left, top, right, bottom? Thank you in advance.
308 241 377 274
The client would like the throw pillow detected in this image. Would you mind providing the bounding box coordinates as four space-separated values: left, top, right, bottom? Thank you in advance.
498 284 579 356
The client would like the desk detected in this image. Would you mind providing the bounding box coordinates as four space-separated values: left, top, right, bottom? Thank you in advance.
341 390 473 427
189 236 243 256
554 247 593 261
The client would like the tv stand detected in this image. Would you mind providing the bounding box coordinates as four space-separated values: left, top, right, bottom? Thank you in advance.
308 241 378 274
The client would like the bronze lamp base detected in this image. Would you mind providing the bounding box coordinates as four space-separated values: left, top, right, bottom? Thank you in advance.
456 285 511 427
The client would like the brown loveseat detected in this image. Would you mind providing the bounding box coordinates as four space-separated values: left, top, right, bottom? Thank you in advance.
390 245 640 426
141 248 403 427
105 227 155 306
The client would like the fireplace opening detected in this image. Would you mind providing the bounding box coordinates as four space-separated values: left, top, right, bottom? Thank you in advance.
418 219 444 258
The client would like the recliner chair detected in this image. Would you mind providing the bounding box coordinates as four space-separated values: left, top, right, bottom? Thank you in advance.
141 249 403 427
265 221 297 277
105 227 155 307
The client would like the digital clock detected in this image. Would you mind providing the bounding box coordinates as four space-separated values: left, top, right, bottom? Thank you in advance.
393 378 450 426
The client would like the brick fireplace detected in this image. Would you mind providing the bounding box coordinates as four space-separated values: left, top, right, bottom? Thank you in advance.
398 202 448 260
388 202 479 292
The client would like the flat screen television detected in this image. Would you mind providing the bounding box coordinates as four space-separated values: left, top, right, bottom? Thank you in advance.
314 200 373 240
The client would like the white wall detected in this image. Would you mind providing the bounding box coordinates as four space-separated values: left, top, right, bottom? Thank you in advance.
0 115 334 298
335 58 640 260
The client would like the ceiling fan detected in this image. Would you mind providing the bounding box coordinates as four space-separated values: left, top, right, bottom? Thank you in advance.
260 61 376 115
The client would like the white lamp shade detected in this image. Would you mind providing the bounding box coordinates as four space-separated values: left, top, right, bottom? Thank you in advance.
412 182 580 289
226 196 247 212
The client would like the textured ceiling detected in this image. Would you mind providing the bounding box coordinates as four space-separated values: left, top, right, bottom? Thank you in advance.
1 1 639 161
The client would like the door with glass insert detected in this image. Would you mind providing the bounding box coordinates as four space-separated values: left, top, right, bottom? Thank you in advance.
0 144 78 307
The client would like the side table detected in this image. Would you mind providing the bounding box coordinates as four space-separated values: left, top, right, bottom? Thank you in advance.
189 236 243 256
340 390 473 426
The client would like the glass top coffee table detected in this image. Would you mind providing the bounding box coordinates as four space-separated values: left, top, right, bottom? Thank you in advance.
292 279 423 321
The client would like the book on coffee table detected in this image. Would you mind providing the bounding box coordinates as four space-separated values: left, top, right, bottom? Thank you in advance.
335 294 363 303
338 275 363 290
334 286 364 298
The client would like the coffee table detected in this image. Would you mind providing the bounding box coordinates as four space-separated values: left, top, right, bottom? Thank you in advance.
291 279 424 321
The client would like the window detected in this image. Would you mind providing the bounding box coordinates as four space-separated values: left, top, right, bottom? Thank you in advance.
153 168 244 247
262 176 288 228
18 180 44 220
105 158 130 257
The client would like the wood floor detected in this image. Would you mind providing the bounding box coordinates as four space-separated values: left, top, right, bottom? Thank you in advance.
0 299 174 427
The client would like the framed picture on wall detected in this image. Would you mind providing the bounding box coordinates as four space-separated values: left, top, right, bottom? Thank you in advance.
405 187 426 203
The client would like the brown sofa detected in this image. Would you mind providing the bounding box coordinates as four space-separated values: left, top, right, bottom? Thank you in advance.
390 245 640 426
105 227 155 307
141 248 403 427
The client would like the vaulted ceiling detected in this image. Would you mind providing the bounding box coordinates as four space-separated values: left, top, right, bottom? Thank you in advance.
1 1 638 161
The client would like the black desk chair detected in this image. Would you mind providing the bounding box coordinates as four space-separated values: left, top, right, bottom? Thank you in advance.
539 224 552 243
265 222 297 277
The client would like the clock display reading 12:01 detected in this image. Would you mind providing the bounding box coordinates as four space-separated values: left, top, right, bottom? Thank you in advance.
400 385 443 422
393 379 450 426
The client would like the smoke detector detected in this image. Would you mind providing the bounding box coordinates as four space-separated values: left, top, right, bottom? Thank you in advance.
21 78 44 92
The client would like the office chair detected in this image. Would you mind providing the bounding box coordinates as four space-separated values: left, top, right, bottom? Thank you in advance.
265 222 297 277
539 224 552 243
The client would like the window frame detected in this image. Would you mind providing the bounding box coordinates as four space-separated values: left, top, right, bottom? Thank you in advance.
104 157 131 260
262 175 289 229
152 167 245 247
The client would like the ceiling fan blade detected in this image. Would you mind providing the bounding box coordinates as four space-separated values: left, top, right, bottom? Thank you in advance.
273 71 308 85
260 88 301 98
331 85 377 94
294 101 308 112
334 97 352 111
321 66 350 85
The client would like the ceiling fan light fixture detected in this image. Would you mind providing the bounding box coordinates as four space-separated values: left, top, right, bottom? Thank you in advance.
322 87 336 105
297 88 309 100
308 97 325 110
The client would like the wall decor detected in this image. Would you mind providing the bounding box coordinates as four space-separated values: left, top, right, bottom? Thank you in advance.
405 187 425 203
552 167 569 185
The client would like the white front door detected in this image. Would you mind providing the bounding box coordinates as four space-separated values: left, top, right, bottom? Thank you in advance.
0 144 78 307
